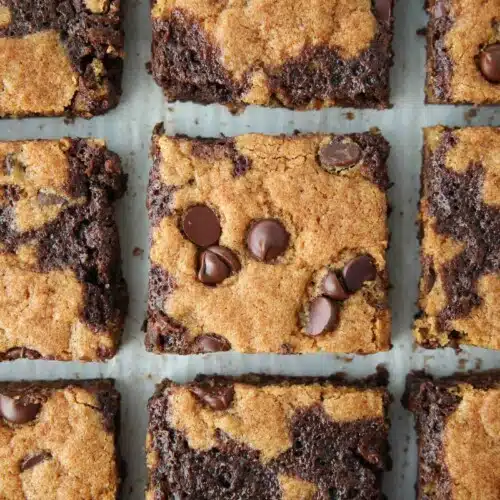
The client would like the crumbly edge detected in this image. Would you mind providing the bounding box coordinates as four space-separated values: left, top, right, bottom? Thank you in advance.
145 128 391 355
0 378 121 498
403 370 500 499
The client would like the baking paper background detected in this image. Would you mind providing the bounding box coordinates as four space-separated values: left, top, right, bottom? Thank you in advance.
0 1 499 498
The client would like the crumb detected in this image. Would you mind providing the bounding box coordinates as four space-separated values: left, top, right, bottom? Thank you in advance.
369 127 381 135
64 116 75 125
133 247 144 257
463 108 478 124
145 61 152 74
457 358 468 370
141 319 148 333
343 111 356 120
474 358 483 370
416 27 427 36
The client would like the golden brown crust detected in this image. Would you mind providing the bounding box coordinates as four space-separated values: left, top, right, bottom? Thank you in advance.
149 133 391 354
416 127 500 349
0 382 119 499
0 31 78 117
444 385 500 499
426 0 500 104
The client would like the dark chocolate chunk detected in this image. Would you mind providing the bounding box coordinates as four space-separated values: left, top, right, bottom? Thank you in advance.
1 348 42 360
20 451 52 472
342 256 377 293
0 395 41 424
306 297 340 336
182 205 221 247
323 271 349 300
190 384 235 410
319 140 362 169
374 0 392 22
198 246 241 285
192 334 231 353
246 219 289 262
479 44 500 83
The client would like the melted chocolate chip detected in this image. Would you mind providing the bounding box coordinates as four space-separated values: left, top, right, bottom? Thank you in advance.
198 246 241 285
192 334 231 353
246 219 289 262
479 44 500 83
374 0 392 22
319 140 362 169
182 205 221 247
0 395 41 424
322 272 349 300
342 256 377 293
20 451 52 472
190 384 235 410
1 348 42 360
37 192 67 206
306 297 340 336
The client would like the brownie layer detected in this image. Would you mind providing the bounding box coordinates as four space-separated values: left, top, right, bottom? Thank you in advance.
415 126 500 349
147 372 390 499
147 130 391 355
0 379 120 499
0 0 124 117
404 370 500 499
0 139 128 361
150 0 394 110
425 0 500 104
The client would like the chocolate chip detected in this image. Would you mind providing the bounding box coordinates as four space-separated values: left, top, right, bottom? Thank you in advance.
246 219 289 262
479 44 500 83
20 451 52 472
306 297 340 336
342 255 377 293
198 246 241 285
190 384 235 410
192 334 231 353
0 395 41 424
323 271 349 300
319 140 362 169
2 348 42 360
37 192 67 206
3 154 15 175
374 0 392 22
182 205 221 247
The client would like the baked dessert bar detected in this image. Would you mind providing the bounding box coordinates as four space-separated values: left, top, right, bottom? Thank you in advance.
415 126 500 349
147 373 391 499
0 139 128 361
147 129 391 355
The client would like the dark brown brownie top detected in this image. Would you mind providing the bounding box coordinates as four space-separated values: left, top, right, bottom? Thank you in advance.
0 139 128 361
150 0 394 110
0 379 120 499
146 131 391 355
425 0 500 104
147 372 390 499
404 370 500 500
415 126 500 349
0 0 124 117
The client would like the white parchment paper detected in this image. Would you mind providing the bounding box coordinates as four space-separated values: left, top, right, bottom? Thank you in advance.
0 1 499 498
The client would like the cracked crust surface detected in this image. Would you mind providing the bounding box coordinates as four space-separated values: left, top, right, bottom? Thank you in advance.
146 373 390 499
405 371 500 500
150 0 394 110
147 131 391 355
0 139 128 361
0 379 120 499
0 0 124 118
415 127 500 349
425 0 500 104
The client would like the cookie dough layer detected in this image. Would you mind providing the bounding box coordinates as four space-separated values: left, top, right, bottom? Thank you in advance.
404 371 500 500
0 0 124 118
425 0 500 104
0 379 120 499
147 373 390 499
147 130 391 355
151 0 394 110
0 139 128 361
415 127 500 349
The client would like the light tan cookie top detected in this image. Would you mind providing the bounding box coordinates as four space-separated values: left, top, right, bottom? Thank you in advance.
444 384 500 499
0 382 119 499
149 133 390 354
